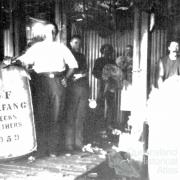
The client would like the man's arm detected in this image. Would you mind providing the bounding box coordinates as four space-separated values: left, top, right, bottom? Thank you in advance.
62 44 78 69
65 68 75 79
157 60 164 88
61 44 78 87
61 68 75 87
17 44 37 69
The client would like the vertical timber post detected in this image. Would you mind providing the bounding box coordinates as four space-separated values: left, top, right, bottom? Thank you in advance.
4 0 14 57
55 0 68 44
130 7 149 159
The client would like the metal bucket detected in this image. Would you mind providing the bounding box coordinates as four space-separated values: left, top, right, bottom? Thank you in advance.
0 65 37 159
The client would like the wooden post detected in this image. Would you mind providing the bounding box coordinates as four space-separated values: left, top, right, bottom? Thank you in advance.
14 17 19 55
130 7 142 135
129 8 149 160
139 11 149 105
55 0 61 42
4 0 14 57
55 0 68 44
139 12 149 157
13 0 26 56
0 0 4 60
132 8 141 79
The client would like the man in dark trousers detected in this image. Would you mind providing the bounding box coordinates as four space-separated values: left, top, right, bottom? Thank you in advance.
18 21 78 157
65 35 89 151
92 44 116 130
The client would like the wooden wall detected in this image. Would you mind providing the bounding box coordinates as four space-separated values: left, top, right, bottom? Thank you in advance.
149 28 167 88
70 10 169 124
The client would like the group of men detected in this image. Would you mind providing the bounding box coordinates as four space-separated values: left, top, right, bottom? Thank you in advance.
16 17 180 170
93 44 133 131
18 19 134 158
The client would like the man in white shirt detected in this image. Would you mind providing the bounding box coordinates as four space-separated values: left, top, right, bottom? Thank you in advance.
18 21 78 157
157 40 180 87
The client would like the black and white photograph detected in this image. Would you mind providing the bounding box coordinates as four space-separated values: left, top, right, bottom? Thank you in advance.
0 0 180 179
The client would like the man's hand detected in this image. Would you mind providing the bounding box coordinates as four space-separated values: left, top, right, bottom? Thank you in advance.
123 80 129 90
61 77 67 87
73 73 86 81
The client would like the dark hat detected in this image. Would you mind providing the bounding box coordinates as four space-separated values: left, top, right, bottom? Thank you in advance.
100 44 113 54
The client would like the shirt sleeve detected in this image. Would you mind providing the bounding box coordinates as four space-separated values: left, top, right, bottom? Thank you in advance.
18 44 38 65
61 44 78 69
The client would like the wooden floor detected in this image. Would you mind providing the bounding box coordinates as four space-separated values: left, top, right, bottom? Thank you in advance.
0 121 149 180
0 151 149 180
0 151 106 180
